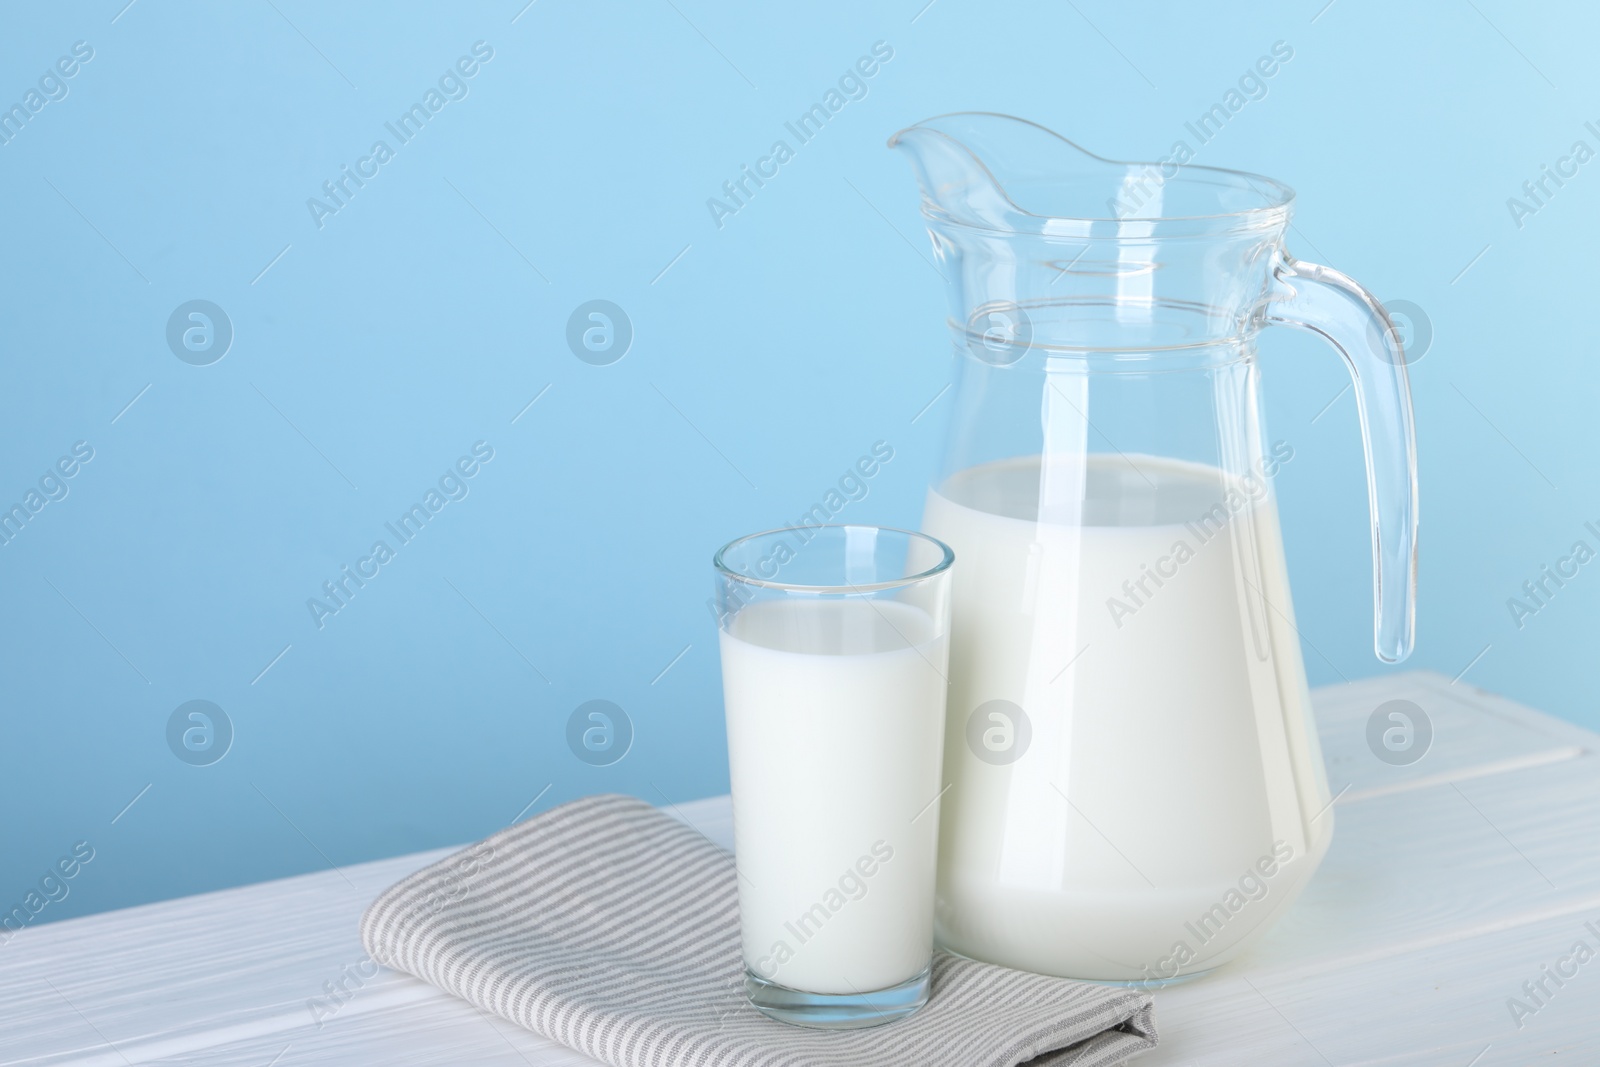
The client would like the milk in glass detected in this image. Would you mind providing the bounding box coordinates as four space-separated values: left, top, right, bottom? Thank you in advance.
720 597 948 993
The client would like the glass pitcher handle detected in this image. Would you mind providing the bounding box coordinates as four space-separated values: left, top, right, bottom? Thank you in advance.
1266 251 1418 663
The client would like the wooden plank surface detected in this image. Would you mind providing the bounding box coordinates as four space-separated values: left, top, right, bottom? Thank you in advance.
4 672 1596 1065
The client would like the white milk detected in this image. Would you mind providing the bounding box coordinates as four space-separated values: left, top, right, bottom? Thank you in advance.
720 597 949 994
922 453 1332 981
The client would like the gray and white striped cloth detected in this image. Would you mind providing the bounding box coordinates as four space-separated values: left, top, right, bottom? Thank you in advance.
361 793 1157 1067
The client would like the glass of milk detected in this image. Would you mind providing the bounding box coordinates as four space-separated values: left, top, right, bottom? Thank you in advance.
713 524 954 1029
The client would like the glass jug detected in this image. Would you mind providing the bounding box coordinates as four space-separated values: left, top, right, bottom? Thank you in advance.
891 113 1417 983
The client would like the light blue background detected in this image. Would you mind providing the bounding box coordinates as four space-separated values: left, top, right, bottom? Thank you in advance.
2 0 1595 924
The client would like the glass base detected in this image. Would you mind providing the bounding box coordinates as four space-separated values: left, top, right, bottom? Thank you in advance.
745 965 930 1029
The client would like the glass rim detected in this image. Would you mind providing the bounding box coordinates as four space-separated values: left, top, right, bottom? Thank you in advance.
713 524 954 594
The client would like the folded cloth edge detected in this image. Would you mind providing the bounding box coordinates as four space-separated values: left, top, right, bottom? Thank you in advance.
359 793 1158 1067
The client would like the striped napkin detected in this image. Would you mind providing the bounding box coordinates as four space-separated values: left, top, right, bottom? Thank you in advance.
360 793 1157 1067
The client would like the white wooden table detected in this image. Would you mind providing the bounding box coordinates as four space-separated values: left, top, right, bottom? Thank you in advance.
5 671 1598 1065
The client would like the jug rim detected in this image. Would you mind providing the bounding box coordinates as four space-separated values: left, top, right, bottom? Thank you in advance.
890 111 1296 235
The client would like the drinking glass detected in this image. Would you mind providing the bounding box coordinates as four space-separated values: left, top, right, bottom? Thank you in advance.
713 524 953 1028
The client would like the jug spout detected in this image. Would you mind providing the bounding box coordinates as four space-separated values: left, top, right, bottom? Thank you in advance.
887 114 1056 234
890 112 1295 355
889 111 1295 237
